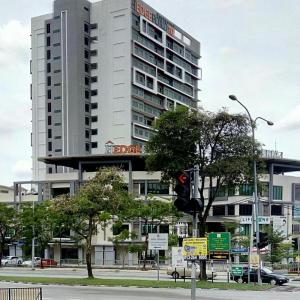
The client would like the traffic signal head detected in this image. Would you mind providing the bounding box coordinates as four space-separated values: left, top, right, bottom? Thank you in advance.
174 171 191 212
253 231 269 249
174 171 204 214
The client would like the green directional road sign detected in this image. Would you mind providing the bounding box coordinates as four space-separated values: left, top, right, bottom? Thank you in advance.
231 265 243 276
208 232 231 252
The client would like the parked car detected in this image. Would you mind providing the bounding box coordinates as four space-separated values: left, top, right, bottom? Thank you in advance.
167 265 216 279
231 267 289 285
1 256 23 266
22 257 41 267
37 258 58 268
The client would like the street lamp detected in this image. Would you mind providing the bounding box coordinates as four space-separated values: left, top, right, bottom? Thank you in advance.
229 94 273 285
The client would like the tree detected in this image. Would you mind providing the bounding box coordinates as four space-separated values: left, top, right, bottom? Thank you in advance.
146 107 260 279
125 195 181 270
264 228 293 266
20 200 55 259
52 167 134 278
0 204 19 266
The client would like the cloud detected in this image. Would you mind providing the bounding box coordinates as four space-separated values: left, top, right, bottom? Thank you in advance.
12 160 32 180
274 105 300 131
0 20 30 67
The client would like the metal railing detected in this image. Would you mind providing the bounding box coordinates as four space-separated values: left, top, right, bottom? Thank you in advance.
0 288 42 300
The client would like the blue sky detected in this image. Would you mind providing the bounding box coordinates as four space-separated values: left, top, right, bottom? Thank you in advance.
1 0 300 186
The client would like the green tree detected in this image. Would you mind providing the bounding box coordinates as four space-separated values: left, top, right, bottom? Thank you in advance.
20 200 56 258
0 204 19 266
146 107 260 279
125 195 181 270
264 228 293 266
52 167 134 278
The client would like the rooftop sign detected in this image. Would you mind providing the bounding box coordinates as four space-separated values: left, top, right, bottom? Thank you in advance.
261 149 283 159
105 141 144 155
133 0 175 36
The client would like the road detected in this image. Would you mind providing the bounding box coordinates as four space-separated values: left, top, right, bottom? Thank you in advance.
1 282 300 300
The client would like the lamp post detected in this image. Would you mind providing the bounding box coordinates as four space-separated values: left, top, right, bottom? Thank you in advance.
229 95 273 285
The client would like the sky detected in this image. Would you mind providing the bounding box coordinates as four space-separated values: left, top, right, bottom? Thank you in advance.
1 0 300 186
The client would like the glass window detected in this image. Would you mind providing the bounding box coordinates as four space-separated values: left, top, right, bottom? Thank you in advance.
46 23 51 34
91 142 98 148
239 184 253 196
46 36 50 46
273 186 283 200
227 205 235 216
239 204 252 216
271 205 282 216
213 205 225 216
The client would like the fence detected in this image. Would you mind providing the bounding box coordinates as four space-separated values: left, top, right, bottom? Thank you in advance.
0 288 42 300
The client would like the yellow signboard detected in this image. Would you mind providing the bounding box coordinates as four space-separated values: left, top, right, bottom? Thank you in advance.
250 254 259 268
295 256 300 263
182 238 207 260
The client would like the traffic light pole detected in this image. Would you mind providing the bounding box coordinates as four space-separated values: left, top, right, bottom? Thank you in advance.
191 166 199 300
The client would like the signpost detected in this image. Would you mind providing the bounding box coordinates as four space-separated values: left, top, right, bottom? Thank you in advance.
182 238 207 260
148 233 168 281
231 265 244 282
208 232 231 252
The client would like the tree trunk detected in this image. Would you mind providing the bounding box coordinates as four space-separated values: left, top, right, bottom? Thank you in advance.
198 218 207 280
86 217 94 278
86 236 93 278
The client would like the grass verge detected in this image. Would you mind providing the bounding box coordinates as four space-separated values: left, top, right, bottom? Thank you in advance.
0 276 272 291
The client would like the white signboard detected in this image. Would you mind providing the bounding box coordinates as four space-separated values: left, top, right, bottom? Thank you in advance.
273 216 287 237
171 247 187 267
240 216 270 224
148 233 168 250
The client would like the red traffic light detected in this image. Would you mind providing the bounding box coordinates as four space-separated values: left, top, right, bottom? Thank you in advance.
177 171 189 184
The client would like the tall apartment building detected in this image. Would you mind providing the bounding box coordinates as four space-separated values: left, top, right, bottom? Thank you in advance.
31 0 201 181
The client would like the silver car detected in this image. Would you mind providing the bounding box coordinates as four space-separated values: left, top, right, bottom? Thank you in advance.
1 256 23 266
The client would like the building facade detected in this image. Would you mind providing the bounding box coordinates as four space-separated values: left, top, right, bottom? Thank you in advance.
31 0 201 181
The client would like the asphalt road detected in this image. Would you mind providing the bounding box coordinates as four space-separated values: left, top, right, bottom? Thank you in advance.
1 282 300 300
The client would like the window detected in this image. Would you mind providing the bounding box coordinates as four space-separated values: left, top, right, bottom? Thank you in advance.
84 36 89 46
47 76 51 86
271 205 282 216
140 182 169 195
90 49 97 56
85 117 90 125
53 56 61 60
53 43 60 47
46 36 51 47
273 186 283 200
47 63 51 73
91 63 98 70
85 143 90 151
239 184 253 196
84 50 89 59
228 205 235 216
54 136 62 139
91 142 98 148
48 167 53 174
239 204 252 216
48 128 52 138
213 205 225 216
53 29 60 33
54 96 61 100
91 129 98 135
85 130 90 138
85 63 89 72
48 142 52 151
54 109 61 113
91 90 98 96
84 23 89 33
47 50 51 60
85 103 89 113
55 149 62 152
46 23 51 34
91 76 98 83
84 6 89 11
85 90 90 99
47 90 51 99
85 77 90 86
47 103 51 112
90 23 98 29
91 116 98 122
91 102 98 109
47 116 52 125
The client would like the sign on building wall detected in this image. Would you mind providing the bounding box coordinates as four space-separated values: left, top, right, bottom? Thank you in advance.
104 141 144 155
273 216 287 237
240 216 270 224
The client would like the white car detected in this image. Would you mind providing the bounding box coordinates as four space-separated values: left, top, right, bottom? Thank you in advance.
1 256 23 266
167 265 216 279
22 257 41 267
